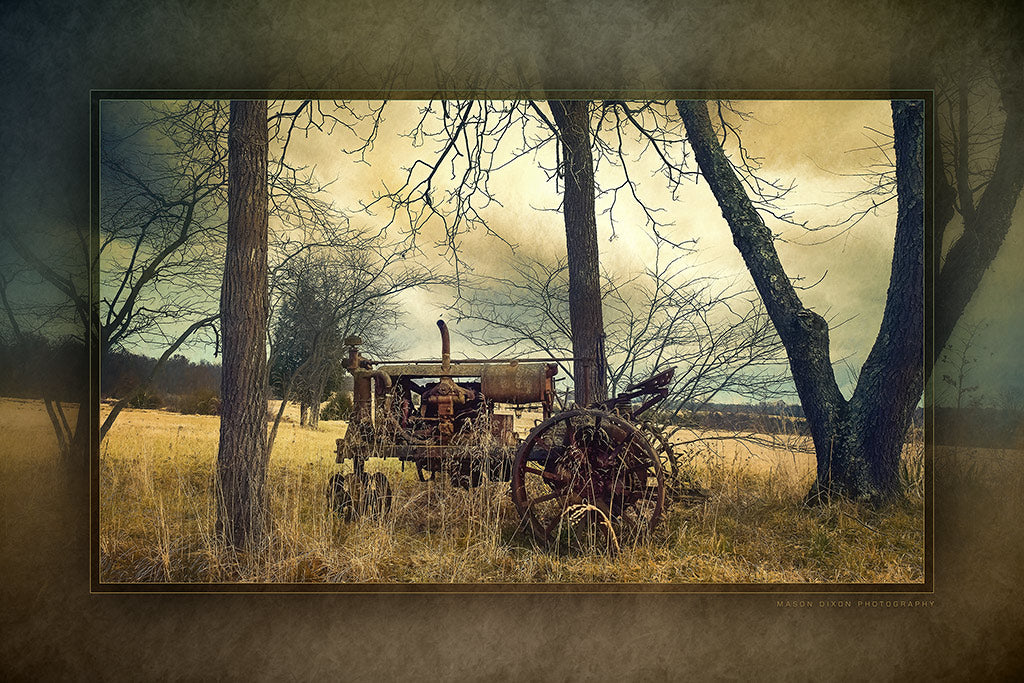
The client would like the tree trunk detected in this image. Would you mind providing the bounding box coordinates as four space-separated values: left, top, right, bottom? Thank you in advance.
548 100 606 405
841 100 925 500
308 390 321 430
308 364 328 430
69 393 90 471
216 100 270 548
43 398 69 455
676 99 925 503
931 64 1024 367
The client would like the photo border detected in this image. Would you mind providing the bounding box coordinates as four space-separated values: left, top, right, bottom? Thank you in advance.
90 89 934 595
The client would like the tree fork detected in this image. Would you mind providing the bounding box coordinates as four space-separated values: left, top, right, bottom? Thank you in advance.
932 62 1024 365
677 99 925 503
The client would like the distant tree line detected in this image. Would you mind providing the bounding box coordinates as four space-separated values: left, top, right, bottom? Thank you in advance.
100 346 357 421
101 349 221 413
0 335 85 402
660 402 928 439
698 401 806 419
663 401 810 436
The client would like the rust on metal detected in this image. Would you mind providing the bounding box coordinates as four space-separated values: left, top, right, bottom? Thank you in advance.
480 362 556 404
437 319 451 374
338 319 558 469
331 318 676 543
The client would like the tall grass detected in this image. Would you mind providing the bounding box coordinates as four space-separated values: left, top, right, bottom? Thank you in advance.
94 403 925 584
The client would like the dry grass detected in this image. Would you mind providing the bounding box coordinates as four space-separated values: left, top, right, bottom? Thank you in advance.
0 397 925 584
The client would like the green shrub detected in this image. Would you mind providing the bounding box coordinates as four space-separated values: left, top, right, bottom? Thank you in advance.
321 391 353 421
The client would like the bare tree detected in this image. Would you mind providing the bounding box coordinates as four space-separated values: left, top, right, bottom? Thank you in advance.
357 99 713 404
267 241 444 449
667 39 1024 503
89 100 355 442
932 51 1024 369
96 101 226 439
216 100 270 549
451 241 787 411
1 221 93 462
812 49 1024 383
677 99 924 503
0 261 84 457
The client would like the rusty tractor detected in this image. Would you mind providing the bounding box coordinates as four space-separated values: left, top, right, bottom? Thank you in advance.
329 320 681 546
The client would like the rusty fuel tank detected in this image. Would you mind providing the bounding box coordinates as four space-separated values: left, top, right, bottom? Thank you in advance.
480 361 556 404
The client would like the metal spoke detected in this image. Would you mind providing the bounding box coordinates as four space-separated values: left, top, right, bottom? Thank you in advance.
561 419 574 447
527 489 567 507
524 465 566 483
512 408 664 547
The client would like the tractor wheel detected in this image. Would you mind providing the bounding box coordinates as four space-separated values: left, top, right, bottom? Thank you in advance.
511 409 664 548
447 459 483 489
639 421 710 506
328 471 392 521
327 472 355 521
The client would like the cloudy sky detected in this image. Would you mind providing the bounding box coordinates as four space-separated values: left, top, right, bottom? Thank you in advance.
279 99 899 398
100 98 1024 406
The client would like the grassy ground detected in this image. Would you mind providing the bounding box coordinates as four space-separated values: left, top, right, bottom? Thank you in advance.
73 398 925 584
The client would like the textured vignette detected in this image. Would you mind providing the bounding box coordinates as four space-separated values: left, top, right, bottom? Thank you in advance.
1 0 1022 679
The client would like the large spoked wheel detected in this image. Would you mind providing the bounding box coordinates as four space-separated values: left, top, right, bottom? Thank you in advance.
511 409 665 548
638 421 685 505
638 421 710 507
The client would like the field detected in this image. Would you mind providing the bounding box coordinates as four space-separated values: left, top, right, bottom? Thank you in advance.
86 397 926 584
6 398 927 584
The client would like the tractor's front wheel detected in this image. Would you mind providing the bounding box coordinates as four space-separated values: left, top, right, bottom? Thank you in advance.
327 471 392 521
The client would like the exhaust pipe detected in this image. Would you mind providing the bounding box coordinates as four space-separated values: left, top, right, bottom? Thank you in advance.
437 319 451 374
